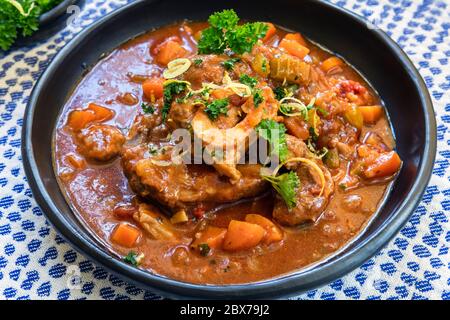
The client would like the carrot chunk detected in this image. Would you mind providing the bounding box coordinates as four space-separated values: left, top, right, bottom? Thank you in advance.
279 39 310 59
142 78 164 100
283 33 307 46
245 214 283 244
262 23 277 42
359 105 384 124
222 220 266 251
191 226 227 251
155 40 188 66
67 110 97 131
111 223 141 247
364 151 402 179
87 103 114 122
321 57 344 72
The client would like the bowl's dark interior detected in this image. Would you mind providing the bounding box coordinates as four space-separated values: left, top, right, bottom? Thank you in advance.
24 0 434 298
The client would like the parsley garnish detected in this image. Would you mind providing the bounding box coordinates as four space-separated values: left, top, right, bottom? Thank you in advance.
239 74 258 88
256 119 289 162
162 80 189 121
1 0 63 51
141 102 155 114
198 9 268 55
273 84 299 100
222 57 241 70
253 88 264 107
193 58 203 65
263 171 300 209
198 243 211 257
123 251 142 266
205 98 229 120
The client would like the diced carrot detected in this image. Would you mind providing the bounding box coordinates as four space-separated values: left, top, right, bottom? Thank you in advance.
364 151 402 179
111 223 141 247
67 109 97 131
245 214 283 244
279 39 310 59
87 103 114 122
284 33 307 46
67 103 114 131
359 105 384 124
142 78 164 100
191 226 227 250
222 220 266 251
155 40 188 66
321 56 344 73
262 23 277 42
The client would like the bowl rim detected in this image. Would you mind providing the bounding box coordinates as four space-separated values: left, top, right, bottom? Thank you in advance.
38 0 80 26
22 0 437 299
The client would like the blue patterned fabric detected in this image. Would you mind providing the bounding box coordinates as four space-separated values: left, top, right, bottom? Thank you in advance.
0 0 448 300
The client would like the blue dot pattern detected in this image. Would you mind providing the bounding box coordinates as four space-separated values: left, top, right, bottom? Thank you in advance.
0 0 448 300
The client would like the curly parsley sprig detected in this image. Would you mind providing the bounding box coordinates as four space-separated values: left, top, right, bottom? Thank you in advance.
198 9 268 55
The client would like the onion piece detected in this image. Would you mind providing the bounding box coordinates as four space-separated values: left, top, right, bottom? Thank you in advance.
163 58 192 79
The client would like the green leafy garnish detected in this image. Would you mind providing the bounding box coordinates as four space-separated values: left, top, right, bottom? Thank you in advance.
205 98 229 120
252 88 264 107
222 57 241 70
262 171 299 209
256 119 289 162
141 102 155 114
123 251 142 266
274 84 299 101
198 243 211 257
162 80 190 121
193 58 203 66
1 0 63 51
239 74 258 88
198 9 268 55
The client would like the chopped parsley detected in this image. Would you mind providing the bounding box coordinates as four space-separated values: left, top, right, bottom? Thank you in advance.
1 0 64 51
198 243 211 257
239 74 258 88
141 102 155 114
273 84 299 101
123 251 142 266
205 98 229 120
253 88 264 107
193 58 203 66
198 9 268 55
262 171 300 209
162 80 189 121
256 119 289 162
222 57 241 70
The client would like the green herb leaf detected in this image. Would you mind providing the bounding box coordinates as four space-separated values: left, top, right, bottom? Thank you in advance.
256 119 289 162
273 84 298 101
205 98 229 120
239 74 258 88
141 102 155 114
252 88 264 107
193 58 203 66
262 171 299 209
198 9 268 55
162 80 190 121
222 57 241 70
198 243 211 257
123 251 141 266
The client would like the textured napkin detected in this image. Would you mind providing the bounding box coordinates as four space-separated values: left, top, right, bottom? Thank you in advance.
0 0 448 300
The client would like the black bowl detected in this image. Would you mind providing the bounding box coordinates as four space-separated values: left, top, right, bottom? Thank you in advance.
22 0 436 299
39 0 80 26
